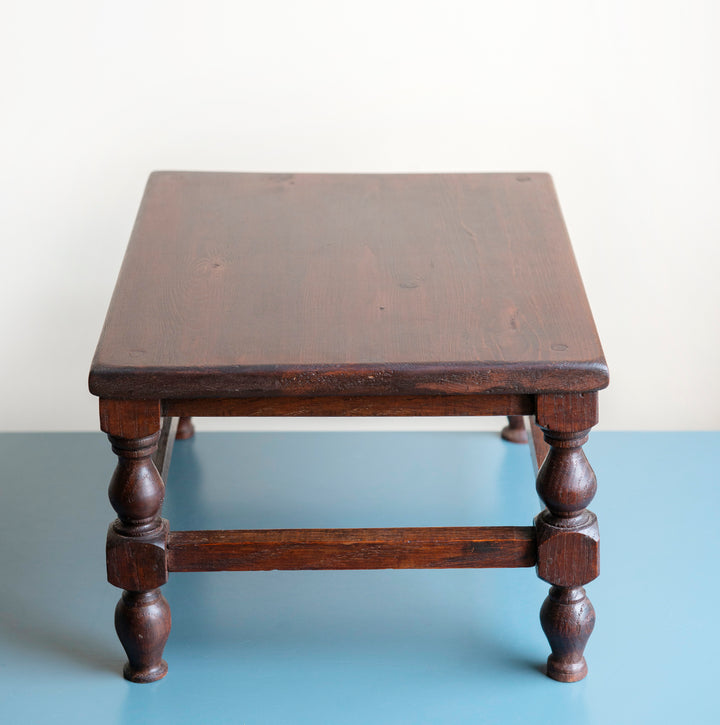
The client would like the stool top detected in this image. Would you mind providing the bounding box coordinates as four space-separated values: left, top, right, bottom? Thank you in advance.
89 172 608 399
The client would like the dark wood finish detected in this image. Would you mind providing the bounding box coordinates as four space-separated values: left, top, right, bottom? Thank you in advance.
106 431 171 682
176 416 195 440
168 526 536 572
536 392 599 433
162 394 534 418
534 393 599 682
501 415 528 443
540 586 595 684
115 590 171 684
535 513 599 587
90 172 608 683
107 433 166 538
99 399 161 439
525 416 549 474
107 520 169 592
89 172 608 400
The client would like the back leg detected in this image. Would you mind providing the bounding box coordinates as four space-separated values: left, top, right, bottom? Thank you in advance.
176 417 195 440
501 415 528 443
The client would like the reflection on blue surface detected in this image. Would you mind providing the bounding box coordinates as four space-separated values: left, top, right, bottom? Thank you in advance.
0 431 718 723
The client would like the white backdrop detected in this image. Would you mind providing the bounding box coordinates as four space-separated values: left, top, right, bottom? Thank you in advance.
1 1 718 431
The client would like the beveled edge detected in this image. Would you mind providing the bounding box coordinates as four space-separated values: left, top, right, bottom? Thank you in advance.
88 358 609 400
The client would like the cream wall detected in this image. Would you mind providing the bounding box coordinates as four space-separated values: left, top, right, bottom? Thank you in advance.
1 1 718 431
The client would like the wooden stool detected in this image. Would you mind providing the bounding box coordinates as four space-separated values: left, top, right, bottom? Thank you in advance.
89 172 608 683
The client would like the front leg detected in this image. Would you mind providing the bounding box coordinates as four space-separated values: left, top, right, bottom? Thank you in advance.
101 400 171 682
534 394 600 682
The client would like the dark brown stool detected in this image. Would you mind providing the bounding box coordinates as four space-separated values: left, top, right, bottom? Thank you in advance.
89 172 608 683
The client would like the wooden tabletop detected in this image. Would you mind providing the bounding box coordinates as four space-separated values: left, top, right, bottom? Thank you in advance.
90 172 608 399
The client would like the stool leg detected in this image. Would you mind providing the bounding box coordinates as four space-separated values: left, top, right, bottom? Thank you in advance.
107 432 171 682
501 415 528 443
534 425 599 682
540 585 595 682
176 416 195 440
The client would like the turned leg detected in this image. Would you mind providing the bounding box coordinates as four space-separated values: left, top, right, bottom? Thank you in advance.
176 416 195 440
534 394 600 682
101 400 170 683
540 585 595 681
115 589 171 683
501 415 528 443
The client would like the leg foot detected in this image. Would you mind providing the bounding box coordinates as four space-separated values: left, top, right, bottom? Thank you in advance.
501 415 528 443
115 589 171 683
176 417 195 440
540 585 595 682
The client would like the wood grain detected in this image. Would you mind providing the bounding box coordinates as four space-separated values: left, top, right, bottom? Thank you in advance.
99 399 161 438
162 393 534 418
168 526 536 571
89 172 608 399
107 432 170 682
534 424 599 682
90 171 608 684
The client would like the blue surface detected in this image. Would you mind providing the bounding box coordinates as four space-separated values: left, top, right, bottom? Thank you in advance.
0 431 718 724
